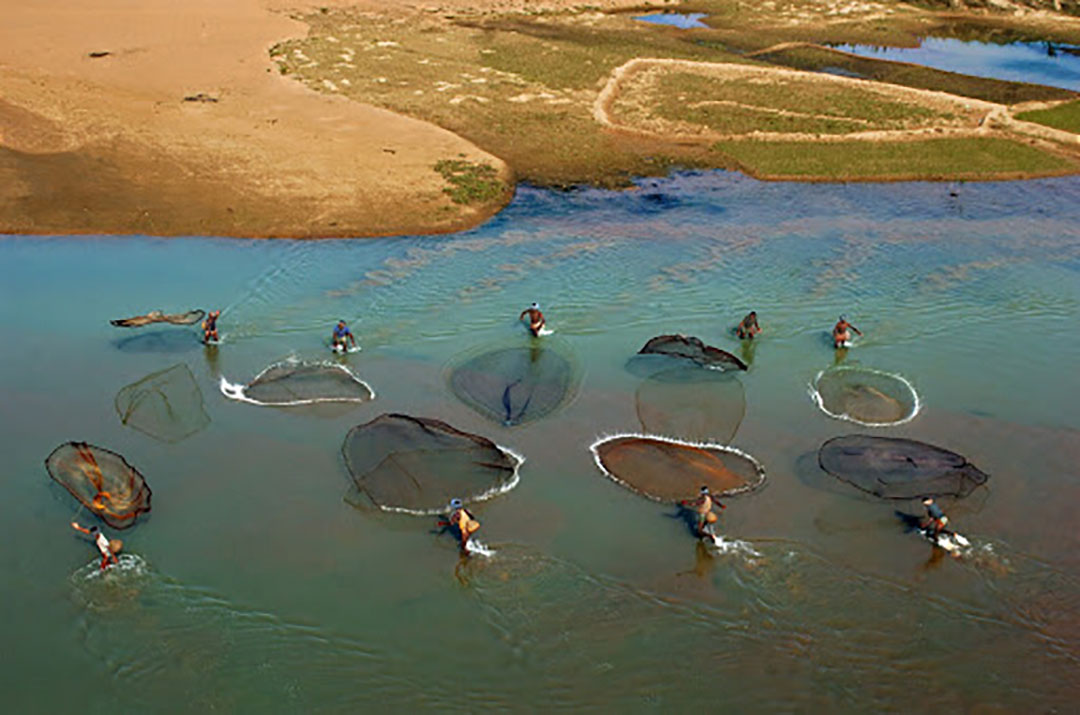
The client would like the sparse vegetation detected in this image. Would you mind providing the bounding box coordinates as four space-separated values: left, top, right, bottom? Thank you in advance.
434 159 507 204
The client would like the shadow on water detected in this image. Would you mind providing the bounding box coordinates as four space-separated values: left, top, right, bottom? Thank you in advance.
113 329 201 354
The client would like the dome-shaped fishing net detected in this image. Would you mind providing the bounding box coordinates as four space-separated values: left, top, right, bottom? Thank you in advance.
115 363 210 443
110 309 205 327
818 435 989 499
637 335 747 371
45 442 152 529
636 368 746 444
591 435 764 503
220 360 374 406
342 413 521 513
811 366 918 426
448 345 577 426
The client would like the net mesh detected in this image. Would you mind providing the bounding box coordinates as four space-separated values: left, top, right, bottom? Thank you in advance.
818 435 989 499
223 361 373 405
449 346 575 426
592 435 764 502
813 367 917 425
110 309 205 327
342 413 519 513
637 335 747 371
45 442 152 529
115 363 210 443
636 368 746 444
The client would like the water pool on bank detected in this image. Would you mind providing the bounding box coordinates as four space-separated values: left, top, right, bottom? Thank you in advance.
2 172 1079 710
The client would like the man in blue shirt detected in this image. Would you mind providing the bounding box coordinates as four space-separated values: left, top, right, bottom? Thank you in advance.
922 497 949 536
331 320 357 352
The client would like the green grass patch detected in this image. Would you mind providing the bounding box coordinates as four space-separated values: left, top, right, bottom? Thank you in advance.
1016 100 1080 133
714 137 1074 179
434 160 507 204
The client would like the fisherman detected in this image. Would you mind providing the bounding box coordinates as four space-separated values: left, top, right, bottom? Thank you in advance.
680 485 725 538
331 319 357 352
832 315 862 349
735 311 762 340
519 302 545 337
202 309 220 344
922 497 949 537
441 498 480 553
70 521 122 570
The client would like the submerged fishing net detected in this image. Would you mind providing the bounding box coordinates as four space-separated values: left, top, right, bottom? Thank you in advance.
45 442 152 529
220 360 373 406
449 345 577 426
591 435 764 502
110 309 205 328
115 364 210 442
637 335 747 371
812 366 918 426
636 368 746 444
342 413 520 513
818 435 989 499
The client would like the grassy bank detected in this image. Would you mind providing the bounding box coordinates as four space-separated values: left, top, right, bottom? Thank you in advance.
1016 101 1080 134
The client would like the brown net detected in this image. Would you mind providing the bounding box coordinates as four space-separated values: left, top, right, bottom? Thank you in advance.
115 363 210 443
818 435 989 499
448 345 577 426
342 413 520 513
812 367 918 426
591 435 764 502
636 335 747 371
636 367 746 444
45 442 152 529
110 309 205 327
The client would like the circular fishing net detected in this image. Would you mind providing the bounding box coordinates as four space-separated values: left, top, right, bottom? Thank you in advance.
637 335 747 371
115 363 210 443
811 366 919 426
636 368 746 444
818 435 989 499
45 442 152 529
448 345 578 426
110 309 205 327
220 360 374 406
591 435 764 503
342 414 521 513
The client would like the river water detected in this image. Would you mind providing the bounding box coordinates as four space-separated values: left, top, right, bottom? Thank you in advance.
2 172 1079 711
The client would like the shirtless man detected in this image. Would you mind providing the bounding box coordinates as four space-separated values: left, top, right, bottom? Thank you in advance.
519 303 545 337
681 486 725 538
71 521 122 570
832 315 862 349
331 320 357 352
441 498 480 553
202 310 220 344
736 311 762 340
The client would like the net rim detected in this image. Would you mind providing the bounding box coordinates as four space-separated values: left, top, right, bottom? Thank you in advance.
44 441 153 529
219 358 375 407
807 365 922 428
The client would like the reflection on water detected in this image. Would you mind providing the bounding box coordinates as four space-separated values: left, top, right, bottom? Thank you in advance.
634 13 709 30
2 171 1080 709
833 37 1080 91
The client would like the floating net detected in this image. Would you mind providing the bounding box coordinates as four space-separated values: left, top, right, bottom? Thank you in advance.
115 364 210 443
818 435 989 499
590 434 765 503
810 366 919 426
636 335 747 371
45 442 152 529
636 367 746 444
110 309 205 328
448 345 578 426
342 413 522 514
220 360 374 406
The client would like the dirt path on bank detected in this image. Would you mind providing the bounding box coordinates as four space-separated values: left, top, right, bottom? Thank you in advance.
0 0 517 238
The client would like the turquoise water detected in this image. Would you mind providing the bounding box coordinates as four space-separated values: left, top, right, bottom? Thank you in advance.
834 37 1080 91
2 172 1079 710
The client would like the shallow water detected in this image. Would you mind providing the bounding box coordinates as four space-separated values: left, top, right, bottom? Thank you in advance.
2 172 1080 710
634 12 708 30
834 37 1080 91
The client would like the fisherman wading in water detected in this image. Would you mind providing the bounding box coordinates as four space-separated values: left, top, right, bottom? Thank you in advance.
922 497 950 538
331 320 357 352
440 498 481 553
832 315 862 349
681 486 725 538
736 311 762 340
202 309 220 344
71 521 122 570
519 303 545 337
